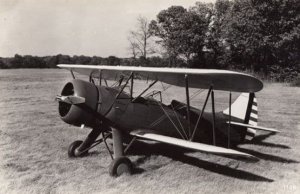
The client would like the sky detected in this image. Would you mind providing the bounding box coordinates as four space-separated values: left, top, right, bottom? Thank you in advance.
0 0 215 58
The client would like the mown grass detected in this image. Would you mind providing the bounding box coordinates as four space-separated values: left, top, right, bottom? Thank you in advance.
0 69 299 194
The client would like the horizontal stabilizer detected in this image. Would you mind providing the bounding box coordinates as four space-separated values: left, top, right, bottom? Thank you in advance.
130 130 256 159
55 95 85 105
227 121 280 133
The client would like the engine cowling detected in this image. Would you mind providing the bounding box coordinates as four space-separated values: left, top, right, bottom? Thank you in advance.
58 79 100 128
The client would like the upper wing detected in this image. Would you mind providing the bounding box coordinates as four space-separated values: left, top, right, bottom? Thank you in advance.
58 64 263 92
130 130 256 159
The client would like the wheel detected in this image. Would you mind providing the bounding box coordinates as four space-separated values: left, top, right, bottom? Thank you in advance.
68 140 88 158
109 157 133 177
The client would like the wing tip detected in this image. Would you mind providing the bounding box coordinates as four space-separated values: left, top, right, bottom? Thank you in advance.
225 151 258 161
245 154 259 161
57 64 65 68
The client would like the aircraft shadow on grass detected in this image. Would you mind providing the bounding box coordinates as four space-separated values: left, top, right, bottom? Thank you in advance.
235 147 298 164
82 130 297 181
126 141 275 182
226 132 298 164
244 132 291 149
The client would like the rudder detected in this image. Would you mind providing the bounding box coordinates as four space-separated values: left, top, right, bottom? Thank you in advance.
223 93 257 141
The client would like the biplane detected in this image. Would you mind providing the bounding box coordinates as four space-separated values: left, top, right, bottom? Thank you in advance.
56 64 279 176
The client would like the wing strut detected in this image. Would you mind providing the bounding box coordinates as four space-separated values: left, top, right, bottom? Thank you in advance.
185 74 191 137
97 70 108 87
118 75 124 86
227 92 232 148
211 89 216 145
132 80 157 102
190 86 213 141
70 69 75 79
188 86 216 145
99 70 102 86
157 102 188 140
104 72 134 116
130 73 134 99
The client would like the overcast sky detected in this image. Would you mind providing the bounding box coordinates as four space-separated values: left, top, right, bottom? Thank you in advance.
0 0 215 58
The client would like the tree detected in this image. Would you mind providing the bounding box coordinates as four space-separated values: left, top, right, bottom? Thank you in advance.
127 36 139 59
10 54 24 68
73 55 91 64
149 5 211 67
23 55 46 68
57 54 72 64
128 16 154 59
198 0 233 69
107 56 120 66
90 56 103 65
221 0 300 77
0 58 7 69
44 55 58 68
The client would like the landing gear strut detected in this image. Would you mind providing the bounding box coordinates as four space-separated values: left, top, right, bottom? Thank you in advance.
68 127 134 177
108 128 133 176
68 127 102 158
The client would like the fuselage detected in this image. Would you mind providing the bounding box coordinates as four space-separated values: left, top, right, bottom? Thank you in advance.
58 79 247 148
102 86 247 147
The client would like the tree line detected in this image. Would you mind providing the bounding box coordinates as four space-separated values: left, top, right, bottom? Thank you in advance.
0 54 171 69
129 0 300 81
0 0 299 82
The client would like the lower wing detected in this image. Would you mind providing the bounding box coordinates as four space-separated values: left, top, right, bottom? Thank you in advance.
227 121 280 133
130 130 256 159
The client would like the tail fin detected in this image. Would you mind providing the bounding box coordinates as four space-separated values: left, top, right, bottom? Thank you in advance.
223 93 257 140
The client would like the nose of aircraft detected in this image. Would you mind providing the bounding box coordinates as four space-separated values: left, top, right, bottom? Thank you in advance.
57 79 101 128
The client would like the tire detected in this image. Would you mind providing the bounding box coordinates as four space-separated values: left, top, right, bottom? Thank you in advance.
109 157 133 177
68 140 88 158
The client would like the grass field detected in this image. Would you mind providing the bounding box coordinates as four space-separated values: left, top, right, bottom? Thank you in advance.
0 69 299 194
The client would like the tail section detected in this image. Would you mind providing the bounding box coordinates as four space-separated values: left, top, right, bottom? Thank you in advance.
223 93 257 140
245 94 258 140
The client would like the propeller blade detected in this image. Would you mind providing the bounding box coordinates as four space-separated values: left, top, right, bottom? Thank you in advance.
55 95 85 105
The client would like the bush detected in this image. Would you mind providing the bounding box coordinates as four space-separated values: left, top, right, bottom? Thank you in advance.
269 65 299 82
291 76 300 87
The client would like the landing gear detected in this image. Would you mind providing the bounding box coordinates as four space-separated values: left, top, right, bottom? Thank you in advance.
68 140 88 157
106 128 136 177
109 157 133 176
68 127 136 177
68 128 102 158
